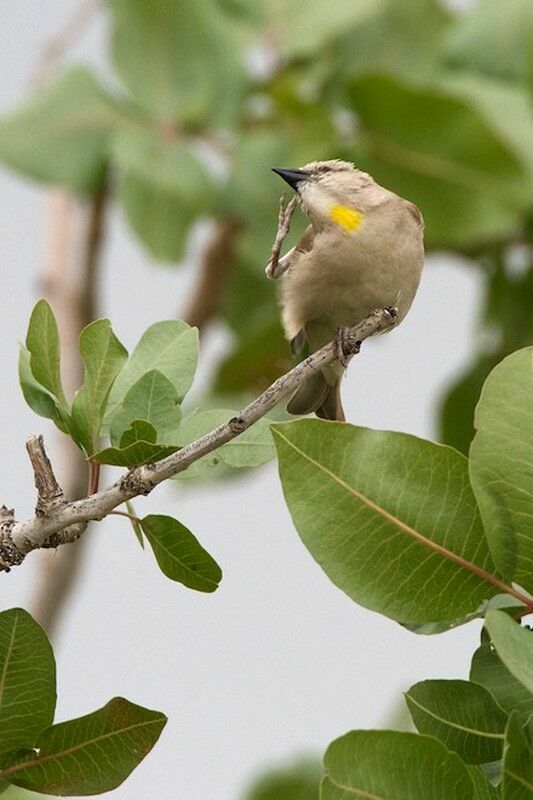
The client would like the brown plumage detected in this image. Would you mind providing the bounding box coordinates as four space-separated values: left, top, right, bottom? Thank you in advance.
270 160 424 421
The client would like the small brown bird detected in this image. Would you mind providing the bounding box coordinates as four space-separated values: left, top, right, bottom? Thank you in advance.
268 160 424 421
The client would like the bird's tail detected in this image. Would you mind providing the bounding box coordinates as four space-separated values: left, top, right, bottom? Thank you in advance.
287 371 345 421
287 322 345 421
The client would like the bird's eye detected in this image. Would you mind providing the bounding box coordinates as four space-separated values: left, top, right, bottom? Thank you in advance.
315 165 332 175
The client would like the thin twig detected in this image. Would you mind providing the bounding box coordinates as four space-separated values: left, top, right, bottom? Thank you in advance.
0 308 394 569
25 436 86 548
110 510 143 525
31 0 102 88
181 217 242 333
265 194 299 279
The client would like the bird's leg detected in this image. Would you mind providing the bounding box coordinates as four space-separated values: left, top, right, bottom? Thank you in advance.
265 193 300 279
335 327 360 368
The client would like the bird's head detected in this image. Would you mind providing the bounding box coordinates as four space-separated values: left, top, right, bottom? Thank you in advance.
272 159 374 231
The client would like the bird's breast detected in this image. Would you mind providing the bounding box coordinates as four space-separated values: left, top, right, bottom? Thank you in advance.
281 203 423 337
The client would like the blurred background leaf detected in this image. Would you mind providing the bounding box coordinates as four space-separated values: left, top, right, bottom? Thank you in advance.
0 0 530 457
242 758 321 800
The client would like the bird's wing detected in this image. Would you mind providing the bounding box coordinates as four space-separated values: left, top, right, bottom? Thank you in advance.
294 224 315 255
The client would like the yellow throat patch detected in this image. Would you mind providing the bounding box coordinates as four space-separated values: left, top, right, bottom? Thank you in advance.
329 205 364 233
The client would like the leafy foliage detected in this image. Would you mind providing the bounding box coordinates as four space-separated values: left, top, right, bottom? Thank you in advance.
470 348 533 592
0 609 165 796
0 69 119 193
0 0 531 410
140 514 222 592
471 631 533 717
321 730 478 799
485 611 533 697
272 420 500 625
175 409 275 479
109 0 246 126
502 713 533 799
405 680 506 764
71 320 128 455
244 759 321 800
6 699 166 796
107 320 198 410
346 74 529 249
272 350 533 796
92 420 180 467
2 1 533 797
0 610 56 764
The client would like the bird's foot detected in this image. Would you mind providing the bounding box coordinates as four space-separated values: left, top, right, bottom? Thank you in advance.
384 306 398 321
335 327 360 368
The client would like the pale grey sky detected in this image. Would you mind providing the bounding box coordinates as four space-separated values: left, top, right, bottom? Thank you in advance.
0 4 485 799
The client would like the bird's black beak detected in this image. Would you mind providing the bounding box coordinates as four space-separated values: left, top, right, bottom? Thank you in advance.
272 168 309 191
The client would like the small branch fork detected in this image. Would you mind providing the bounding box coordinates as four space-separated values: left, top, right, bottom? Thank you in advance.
0 308 394 573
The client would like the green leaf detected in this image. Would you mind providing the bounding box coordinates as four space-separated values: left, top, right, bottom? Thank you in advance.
109 370 182 446
485 611 533 697
440 261 533 457
321 729 476 799
0 68 119 193
0 609 56 764
1 787 54 798
70 319 128 455
272 420 502 625
1 697 166 795
278 0 383 58
93 420 179 467
336 0 450 82
469 347 533 592
125 500 144 549
244 758 322 800
141 514 221 592
346 74 529 248
107 321 197 421
110 0 246 125
439 357 499 457
445 0 533 87
18 348 69 434
2 788 53 799
174 409 275 479
403 594 524 636
405 680 507 764
471 632 533 717
113 129 211 204
439 75 533 188
467 766 501 800
119 173 197 261
25 300 67 406
502 713 533 799
115 131 214 261
213 320 292 397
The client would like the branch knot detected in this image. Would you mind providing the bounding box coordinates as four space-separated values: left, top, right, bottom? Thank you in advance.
0 506 24 573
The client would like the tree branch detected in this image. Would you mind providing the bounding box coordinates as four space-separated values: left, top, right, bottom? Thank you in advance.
181 217 242 333
31 0 102 88
26 436 86 547
0 308 395 572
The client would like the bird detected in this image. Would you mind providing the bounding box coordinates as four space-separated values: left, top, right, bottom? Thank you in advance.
268 159 424 421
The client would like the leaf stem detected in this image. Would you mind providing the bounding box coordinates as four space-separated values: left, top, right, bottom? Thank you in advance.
110 509 143 525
